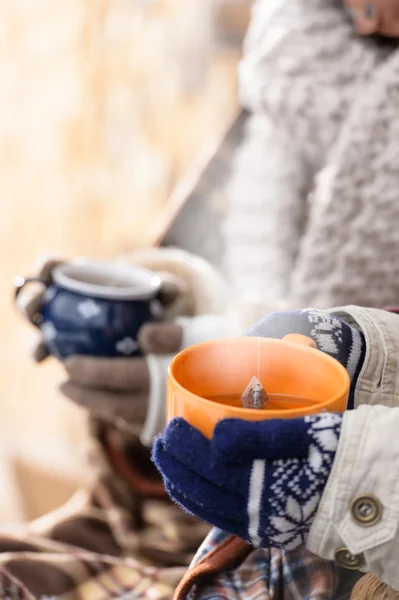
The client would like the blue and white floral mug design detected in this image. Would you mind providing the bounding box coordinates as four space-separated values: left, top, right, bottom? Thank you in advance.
14 261 164 359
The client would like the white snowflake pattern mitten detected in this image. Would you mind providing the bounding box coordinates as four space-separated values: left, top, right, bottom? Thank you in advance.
154 412 342 549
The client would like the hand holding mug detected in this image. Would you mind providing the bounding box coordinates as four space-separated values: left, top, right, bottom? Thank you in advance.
154 308 366 549
14 257 186 434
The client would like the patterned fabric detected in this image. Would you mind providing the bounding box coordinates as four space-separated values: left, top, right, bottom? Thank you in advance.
153 413 342 550
0 545 185 600
190 528 231 566
0 419 209 599
191 550 361 600
181 528 362 600
263 414 342 549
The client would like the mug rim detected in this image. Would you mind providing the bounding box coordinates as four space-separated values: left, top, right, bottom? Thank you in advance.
53 261 161 300
168 336 350 418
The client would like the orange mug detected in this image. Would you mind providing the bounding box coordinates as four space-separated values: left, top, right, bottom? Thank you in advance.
167 334 350 439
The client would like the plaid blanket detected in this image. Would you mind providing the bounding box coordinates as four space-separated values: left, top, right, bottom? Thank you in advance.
175 529 364 600
0 420 209 599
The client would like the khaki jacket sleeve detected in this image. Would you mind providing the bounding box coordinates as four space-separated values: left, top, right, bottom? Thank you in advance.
308 306 399 589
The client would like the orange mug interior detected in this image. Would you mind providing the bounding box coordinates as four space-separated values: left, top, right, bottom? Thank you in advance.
167 334 350 438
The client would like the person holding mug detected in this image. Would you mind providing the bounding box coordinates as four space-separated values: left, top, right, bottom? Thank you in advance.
12 247 230 591
16 248 230 445
154 306 399 598
155 0 399 594
9 0 399 596
5 301 399 598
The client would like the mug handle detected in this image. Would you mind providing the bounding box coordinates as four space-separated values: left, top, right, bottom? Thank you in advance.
282 333 317 349
14 276 49 327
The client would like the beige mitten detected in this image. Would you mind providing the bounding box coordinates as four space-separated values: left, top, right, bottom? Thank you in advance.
61 321 183 435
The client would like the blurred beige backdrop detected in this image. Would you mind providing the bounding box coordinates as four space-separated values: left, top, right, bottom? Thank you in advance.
0 0 244 522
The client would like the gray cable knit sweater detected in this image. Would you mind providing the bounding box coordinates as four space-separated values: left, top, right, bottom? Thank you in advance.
223 0 399 310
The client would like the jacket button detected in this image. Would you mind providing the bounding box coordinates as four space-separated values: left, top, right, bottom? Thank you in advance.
350 494 382 527
334 547 365 570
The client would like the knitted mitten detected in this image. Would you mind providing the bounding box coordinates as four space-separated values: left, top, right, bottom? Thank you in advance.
245 308 365 408
154 413 342 549
153 309 366 549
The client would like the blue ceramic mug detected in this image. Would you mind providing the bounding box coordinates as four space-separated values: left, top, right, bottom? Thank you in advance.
14 261 164 359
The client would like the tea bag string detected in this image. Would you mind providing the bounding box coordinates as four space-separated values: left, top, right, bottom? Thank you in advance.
240 337 268 410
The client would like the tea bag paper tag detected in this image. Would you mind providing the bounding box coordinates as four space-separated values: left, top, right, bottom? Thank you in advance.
240 376 268 409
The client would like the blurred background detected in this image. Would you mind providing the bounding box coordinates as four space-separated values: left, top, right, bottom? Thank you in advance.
0 0 251 524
